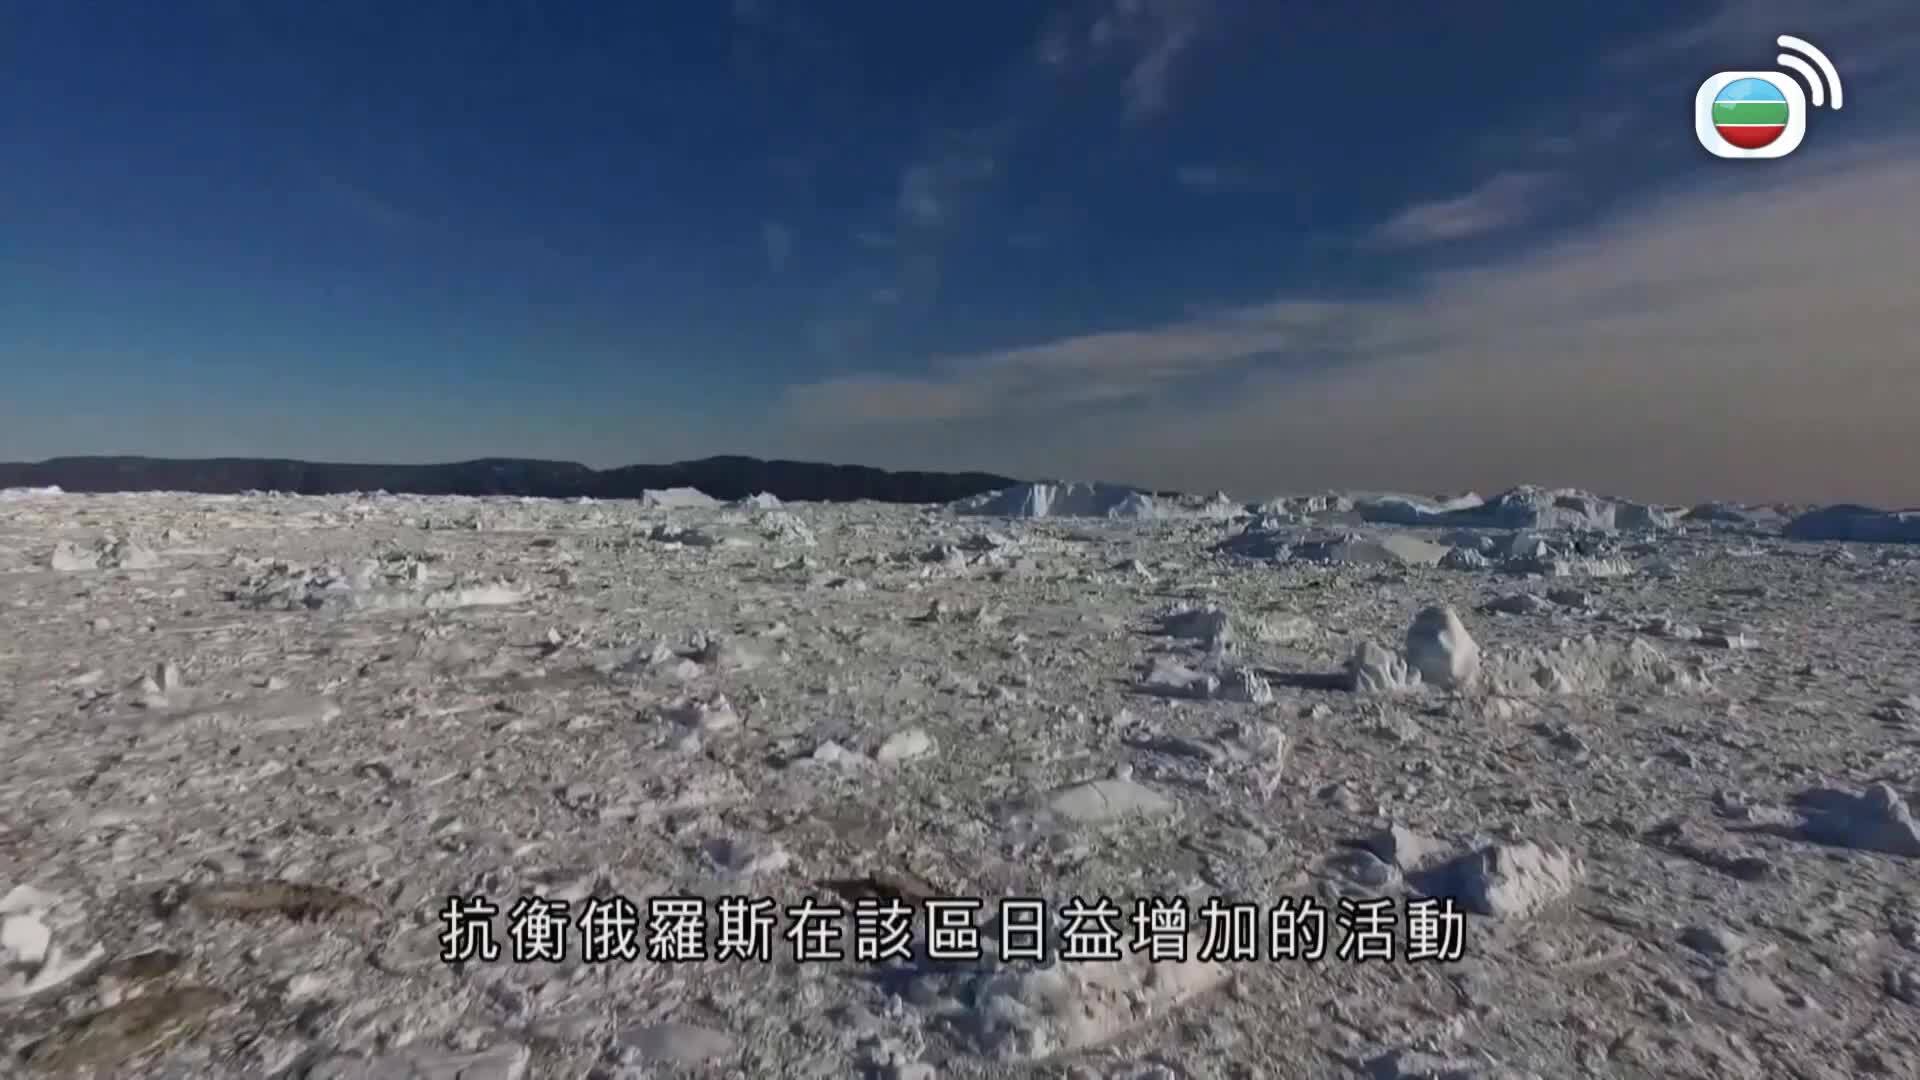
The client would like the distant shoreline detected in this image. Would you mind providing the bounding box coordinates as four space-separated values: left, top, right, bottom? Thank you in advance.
0 455 1019 505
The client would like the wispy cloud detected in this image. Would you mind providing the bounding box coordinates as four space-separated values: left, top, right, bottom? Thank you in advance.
730 0 771 29
1609 0 1920 78
1041 0 1220 120
893 131 1003 235
804 314 873 361
1174 164 1229 190
1121 20 1201 120
777 140 1920 506
784 373 998 424
897 164 946 228
1474 109 1631 163
1366 171 1559 249
766 0 1919 504
783 0 1235 365
782 299 1354 425
285 143 445 238
762 222 793 273
308 173 432 234
1174 163 1271 192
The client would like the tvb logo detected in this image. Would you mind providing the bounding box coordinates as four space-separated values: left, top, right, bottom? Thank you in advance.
1695 35 1843 160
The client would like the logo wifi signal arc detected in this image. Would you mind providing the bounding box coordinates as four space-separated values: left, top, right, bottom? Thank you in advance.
1774 35 1843 110
1695 35 1844 160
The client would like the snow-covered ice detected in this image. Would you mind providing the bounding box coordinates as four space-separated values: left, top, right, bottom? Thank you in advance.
2 483 1918 1077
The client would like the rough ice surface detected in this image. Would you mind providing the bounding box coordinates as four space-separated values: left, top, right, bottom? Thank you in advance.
638 486 722 509
1292 534 1450 568
1 484 1918 1077
1413 842 1585 920
950 481 1158 519
1347 641 1422 695
1352 491 1485 526
1403 606 1480 690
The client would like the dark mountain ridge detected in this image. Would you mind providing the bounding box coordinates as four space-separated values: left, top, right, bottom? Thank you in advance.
0 455 1019 505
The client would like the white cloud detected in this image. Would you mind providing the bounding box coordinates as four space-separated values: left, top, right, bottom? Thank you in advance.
776 142 1920 506
1367 172 1558 248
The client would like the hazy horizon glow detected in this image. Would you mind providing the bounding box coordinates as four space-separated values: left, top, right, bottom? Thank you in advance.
3 2 1915 506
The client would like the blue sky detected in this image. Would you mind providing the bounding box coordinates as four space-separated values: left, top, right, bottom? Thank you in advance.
2 1 1915 504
